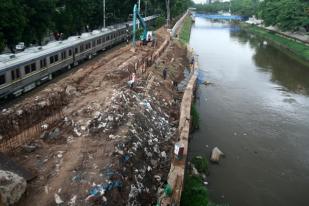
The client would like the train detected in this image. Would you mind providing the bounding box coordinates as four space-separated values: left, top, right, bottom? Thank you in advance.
0 15 158 99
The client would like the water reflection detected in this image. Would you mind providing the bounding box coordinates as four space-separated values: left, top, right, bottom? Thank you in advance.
253 43 309 95
230 29 309 95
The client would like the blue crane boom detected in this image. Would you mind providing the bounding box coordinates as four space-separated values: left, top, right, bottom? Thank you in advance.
132 4 148 47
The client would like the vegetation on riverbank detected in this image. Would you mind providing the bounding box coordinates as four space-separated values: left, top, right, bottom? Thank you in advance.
179 16 193 44
181 156 229 206
241 23 309 62
181 175 209 206
191 103 200 130
194 0 309 32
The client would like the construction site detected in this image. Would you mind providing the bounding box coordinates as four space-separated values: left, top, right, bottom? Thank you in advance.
0 10 195 205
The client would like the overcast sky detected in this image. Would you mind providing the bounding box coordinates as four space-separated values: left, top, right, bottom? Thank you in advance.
193 0 206 3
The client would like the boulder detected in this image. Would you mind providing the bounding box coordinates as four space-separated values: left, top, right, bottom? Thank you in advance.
0 170 27 206
210 147 224 163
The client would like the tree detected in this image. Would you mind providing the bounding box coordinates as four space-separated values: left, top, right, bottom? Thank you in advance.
259 0 309 31
231 0 257 17
21 0 55 45
0 0 27 52
0 33 5 52
166 0 171 27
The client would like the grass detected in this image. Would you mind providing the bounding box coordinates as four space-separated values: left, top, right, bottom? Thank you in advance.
191 103 200 130
181 175 209 206
241 23 309 63
192 156 209 174
179 16 193 44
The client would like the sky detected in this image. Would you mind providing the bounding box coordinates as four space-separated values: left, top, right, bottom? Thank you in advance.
193 0 206 3
193 0 230 3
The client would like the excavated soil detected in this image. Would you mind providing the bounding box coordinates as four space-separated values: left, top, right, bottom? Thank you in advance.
0 28 188 206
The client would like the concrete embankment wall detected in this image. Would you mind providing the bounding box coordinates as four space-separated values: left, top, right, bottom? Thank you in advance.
161 11 198 206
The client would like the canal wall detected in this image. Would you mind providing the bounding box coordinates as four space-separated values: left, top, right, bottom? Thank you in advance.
161 12 198 206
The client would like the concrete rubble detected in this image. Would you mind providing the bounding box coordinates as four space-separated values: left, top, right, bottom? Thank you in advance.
210 147 225 163
0 170 27 206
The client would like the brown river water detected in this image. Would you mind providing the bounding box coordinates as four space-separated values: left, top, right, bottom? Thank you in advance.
189 17 309 206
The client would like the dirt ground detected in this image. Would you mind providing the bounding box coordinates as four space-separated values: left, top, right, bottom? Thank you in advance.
1 28 189 206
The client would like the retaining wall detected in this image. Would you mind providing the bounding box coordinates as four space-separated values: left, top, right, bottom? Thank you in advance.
161 13 198 206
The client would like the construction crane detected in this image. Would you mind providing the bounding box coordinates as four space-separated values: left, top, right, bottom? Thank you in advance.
132 4 148 48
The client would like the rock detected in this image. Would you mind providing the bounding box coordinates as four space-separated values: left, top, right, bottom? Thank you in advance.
210 147 224 163
0 170 27 206
191 164 199 176
22 143 37 153
50 128 61 139
65 85 77 96
161 151 167 159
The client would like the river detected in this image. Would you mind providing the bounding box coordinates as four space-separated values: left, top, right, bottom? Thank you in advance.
189 17 309 206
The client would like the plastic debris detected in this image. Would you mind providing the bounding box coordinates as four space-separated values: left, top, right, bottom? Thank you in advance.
54 193 64 204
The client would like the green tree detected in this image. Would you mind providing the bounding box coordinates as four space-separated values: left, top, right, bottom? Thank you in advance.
0 0 26 52
21 0 56 45
259 0 309 31
231 0 257 17
0 33 5 52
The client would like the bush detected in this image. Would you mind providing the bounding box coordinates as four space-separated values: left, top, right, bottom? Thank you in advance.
191 103 200 130
156 16 166 28
192 156 208 174
181 175 209 206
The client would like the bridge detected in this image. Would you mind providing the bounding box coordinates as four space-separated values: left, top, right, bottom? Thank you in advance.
195 13 244 21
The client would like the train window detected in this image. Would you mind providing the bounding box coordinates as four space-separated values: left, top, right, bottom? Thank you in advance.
107 36 109 41
54 55 58 62
85 43 90 50
75 48 78 54
50 56 54 64
25 65 31 74
102 37 105 42
69 49 72 56
31 63 36 72
0 74 5 85
40 58 47 68
11 68 21 80
61 51 66 60
97 39 101 44
92 40 95 47
80 45 84 52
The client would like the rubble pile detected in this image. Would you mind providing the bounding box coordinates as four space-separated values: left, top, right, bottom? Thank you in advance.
87 85 177 205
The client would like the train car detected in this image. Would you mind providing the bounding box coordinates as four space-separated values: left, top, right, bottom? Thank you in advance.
0 15 158 99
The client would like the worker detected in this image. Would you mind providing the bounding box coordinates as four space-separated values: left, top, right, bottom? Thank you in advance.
128 73 136 89
163 67 167 80
190 56 195 69
147 33 151 42
152 32 157 47
173 80 178 91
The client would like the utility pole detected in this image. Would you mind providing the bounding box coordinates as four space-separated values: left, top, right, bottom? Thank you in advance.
103 0 106 28
138 0 141 29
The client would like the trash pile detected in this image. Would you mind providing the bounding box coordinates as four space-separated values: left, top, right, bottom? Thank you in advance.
87 86 177 205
